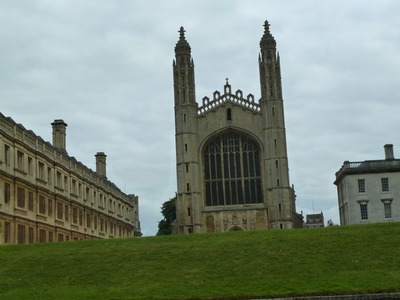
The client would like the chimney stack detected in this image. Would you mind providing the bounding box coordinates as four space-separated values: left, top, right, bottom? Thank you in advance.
95 152 107 178
384 144 394 160
51 119 67 153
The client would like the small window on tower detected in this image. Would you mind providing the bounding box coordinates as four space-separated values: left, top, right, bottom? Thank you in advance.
227 108 232 121
272 107 275 115
185 164 189 173
185 144 188 152
183 114 186 122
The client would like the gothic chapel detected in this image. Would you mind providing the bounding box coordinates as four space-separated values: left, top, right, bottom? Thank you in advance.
173 21 303 234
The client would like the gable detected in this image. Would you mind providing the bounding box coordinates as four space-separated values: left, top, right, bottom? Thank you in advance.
197 82 260 116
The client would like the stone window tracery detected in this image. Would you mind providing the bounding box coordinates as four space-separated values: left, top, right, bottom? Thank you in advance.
204 132 262 206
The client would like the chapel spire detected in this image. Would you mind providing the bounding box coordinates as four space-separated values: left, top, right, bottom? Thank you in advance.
173 26 196 105
260 20 276 50
259 20 282 100
174 26 191 56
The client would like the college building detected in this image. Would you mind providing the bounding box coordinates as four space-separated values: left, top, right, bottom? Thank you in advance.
173 21 303 233
334 144 400 225
0 114 140 244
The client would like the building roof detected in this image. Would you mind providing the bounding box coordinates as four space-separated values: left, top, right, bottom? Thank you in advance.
334 159 400 184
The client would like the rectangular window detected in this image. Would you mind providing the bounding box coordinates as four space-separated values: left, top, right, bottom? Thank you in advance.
48 231 53 242
86 187 90 201
48 199 53 216
39 229 46 242
4 182 11 204
39 195 46 214
28 157 33 175
384 202 392 219
381 178 389 192
17 151 24 171
99 194 103 207
29 227 34 243
17 187 25 208
47 167 52 184
57 202 63 219
65 205 69 222
100 218 104 231
360 203 368 220
38 161 45 180
4 222 11 244
86 213 91 228
17 224 25 244
71 179 77 195
94 216 98 230
4 144 10 165
28 191 34 211
79 210 83 226
64 176 68 192
72 207 78 224
358 179 365 193
56 171 62 188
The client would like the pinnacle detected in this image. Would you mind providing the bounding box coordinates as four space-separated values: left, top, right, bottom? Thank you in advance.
175 26 191 55
260 20 276 50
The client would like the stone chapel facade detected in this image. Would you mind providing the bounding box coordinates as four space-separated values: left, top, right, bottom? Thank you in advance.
173 21 303 234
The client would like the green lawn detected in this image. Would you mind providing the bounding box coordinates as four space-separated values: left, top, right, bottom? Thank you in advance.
1 223 400 299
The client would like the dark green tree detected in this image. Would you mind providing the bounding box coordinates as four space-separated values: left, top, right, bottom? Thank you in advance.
156 197 176 235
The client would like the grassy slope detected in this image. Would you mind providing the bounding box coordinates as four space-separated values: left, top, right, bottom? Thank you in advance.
0 223 400 300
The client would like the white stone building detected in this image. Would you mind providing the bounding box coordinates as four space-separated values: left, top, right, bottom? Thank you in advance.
0 115 140 244
334 144 400 225
173 21 302 234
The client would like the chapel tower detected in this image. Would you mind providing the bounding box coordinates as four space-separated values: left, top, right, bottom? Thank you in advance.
173 27 201 233
258 21 295 229
173 21 301 234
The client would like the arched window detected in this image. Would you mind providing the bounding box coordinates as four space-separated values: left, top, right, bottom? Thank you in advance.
227 108 232 121
204 132 262 206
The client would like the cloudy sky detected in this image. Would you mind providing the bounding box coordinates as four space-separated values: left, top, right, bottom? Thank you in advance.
1 1 400 235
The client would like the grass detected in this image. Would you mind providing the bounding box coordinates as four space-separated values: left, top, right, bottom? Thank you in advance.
0 223 400 299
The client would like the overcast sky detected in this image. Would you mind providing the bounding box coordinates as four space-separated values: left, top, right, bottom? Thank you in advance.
1 1 400 235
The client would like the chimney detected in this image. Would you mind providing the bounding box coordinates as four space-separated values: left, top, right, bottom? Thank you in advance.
95 152 107 178
384 144 394 160
51 119 68 153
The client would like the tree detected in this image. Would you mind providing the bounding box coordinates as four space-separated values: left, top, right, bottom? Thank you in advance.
156 197 176 235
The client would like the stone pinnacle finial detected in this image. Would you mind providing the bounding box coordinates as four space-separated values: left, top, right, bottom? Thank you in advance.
263 20 271 34
260 20 276 50
175 26 191 55
179 26 186 39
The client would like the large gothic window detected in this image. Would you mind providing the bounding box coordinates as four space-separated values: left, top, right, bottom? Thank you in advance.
204 132 262 206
